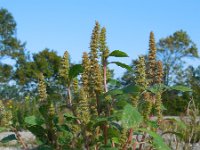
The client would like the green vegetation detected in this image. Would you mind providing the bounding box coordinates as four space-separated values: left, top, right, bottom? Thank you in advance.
0 8 199 150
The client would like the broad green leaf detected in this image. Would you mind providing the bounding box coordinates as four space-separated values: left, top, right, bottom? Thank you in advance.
121 104 143 129
122 84 141 95
107 127 120 139
93 117 108 128
63 113 78 121
170 85 192 92
25 115 44 126
0 127 6 132
37 145 53 150
140 128 170 150
109 50 129 57
0 134 17 143
112 137 119 144
27 125 48 143
58 130 73 145
115 98 129 109
56 124 70 132
110 61 132 71
39 104 49 119
107 79 121 87
147 120 159 128
69 64 83 80
147 84 168 94
103 89 123 98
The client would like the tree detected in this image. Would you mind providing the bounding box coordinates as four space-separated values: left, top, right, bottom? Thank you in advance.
0 8 24 60
157 30 198 85
185 65 200 107
0 8 25 85
14 49 62 101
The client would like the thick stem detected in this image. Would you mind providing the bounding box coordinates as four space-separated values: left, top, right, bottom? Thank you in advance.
112 141 115 147
13 128 28 150
67 84 72 106
133 142 138 150
103 60 108 92
103 60 109 146
103 125 108 145
139 133 146 150
123 128 133 150
95 93 101 116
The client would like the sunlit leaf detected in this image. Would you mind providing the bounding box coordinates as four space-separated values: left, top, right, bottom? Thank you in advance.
140 128 170 150
109 50 129 57
69 64 83 80
121 104 143 129
24 115 44 126
170 85 192 92
110 61 132 71
122 84 141 95
63 113 78 121
147 84 168 94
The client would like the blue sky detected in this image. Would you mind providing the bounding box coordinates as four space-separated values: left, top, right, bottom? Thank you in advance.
1 0 200 77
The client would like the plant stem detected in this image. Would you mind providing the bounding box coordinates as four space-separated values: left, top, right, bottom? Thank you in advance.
123 128 133 150
103 124 108 145
139 133 146 150
67 84 72 106
103 61 108 92
13 128 28 150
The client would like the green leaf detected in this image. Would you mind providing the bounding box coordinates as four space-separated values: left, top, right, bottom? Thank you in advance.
93 117 108 128
107 127 120 139
121 104 143 129
0 127 6 132
0 134 17 143
56 124 70 132
24 115 44 126
109 50 129 57
170 85 192 92
103 89 123 98
115 99 129 110
107 79 121 87
147 120 159 128
63 113 78 121
69 64 83 80
122 84 141 95
110 61 132 71
140 128 170 150
37 145 53 150
147 84 168 94
27 125 48 143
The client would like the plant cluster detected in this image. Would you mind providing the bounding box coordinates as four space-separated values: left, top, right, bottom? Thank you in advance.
0 8 199 149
